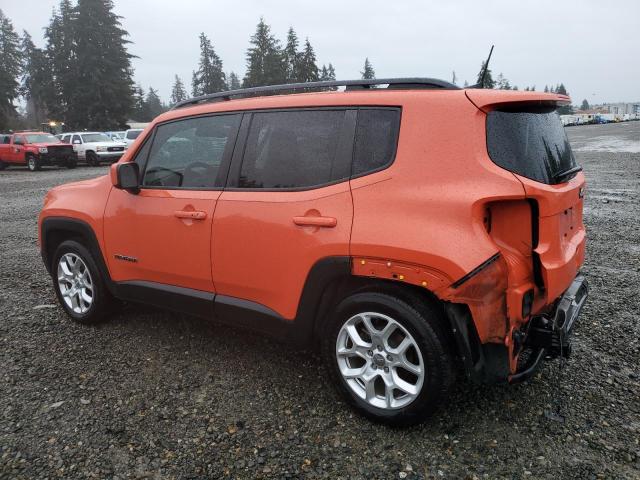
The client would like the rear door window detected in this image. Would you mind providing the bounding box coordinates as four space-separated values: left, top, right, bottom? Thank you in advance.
352 108 401 177
237 110 349 189
141 114 241 189
487 106 579 184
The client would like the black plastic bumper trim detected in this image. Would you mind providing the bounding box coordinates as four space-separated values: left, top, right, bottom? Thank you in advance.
451 253 501 288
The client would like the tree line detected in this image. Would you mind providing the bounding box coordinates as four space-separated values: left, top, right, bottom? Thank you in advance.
0 2 577 131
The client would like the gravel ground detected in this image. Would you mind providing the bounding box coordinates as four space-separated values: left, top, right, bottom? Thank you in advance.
1 122 639 479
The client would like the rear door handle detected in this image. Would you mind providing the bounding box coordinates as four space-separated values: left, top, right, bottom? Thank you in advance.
293 216 337 228
174 210 207 220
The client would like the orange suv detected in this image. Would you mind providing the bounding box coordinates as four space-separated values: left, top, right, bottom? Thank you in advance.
38 78 588 425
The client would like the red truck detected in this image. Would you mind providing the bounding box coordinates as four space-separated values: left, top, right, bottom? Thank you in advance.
0 131 77 171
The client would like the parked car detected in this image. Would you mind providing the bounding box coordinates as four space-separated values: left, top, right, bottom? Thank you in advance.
60 132 127 166
0 131 76 171
105 131 126 141
123 129 143 147
38 78 588 426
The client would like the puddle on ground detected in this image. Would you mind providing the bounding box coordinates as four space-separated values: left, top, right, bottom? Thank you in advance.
573 137 640 153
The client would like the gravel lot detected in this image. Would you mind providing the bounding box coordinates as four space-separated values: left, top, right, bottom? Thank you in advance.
1 122 639 479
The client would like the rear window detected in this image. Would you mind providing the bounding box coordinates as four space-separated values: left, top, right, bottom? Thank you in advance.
238 110 348 189
126 130 142 140
486 106 579 184
352 108 401 177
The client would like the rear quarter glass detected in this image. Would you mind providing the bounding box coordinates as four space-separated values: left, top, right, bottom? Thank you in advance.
486 106 578 185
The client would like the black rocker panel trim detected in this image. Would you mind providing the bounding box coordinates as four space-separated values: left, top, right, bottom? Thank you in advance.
214 256 352 347
114 281 215 319
214 295 290 338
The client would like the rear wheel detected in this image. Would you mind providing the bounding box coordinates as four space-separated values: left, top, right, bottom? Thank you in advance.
0 160 7 170
322 291 455 426
52 240 114 324
86 151 99 167
27 154 41 171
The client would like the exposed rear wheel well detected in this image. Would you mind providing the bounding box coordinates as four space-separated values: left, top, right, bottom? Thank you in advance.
312 276 457 353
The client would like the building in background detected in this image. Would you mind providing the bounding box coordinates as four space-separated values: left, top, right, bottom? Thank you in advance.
603 103 640 115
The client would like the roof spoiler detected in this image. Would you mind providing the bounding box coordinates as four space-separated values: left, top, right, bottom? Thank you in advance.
465 89 572 113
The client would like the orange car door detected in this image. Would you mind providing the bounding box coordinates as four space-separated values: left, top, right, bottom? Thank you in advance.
104 113 242 293
212 109 356 320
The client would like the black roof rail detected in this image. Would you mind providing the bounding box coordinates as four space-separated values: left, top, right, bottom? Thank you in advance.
171 77 459 110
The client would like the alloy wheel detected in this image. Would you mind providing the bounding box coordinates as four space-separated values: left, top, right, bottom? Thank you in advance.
57 253 94 314
335 312 425 410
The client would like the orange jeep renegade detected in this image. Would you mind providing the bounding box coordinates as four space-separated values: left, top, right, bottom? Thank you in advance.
38 78 588 425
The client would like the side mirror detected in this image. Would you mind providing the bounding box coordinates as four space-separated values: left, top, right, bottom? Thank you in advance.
112 162 140 193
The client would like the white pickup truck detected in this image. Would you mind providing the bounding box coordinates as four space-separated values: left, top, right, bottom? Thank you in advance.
60 132 127 166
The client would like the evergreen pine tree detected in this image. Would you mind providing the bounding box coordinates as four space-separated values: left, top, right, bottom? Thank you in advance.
544 85 549 93
297 38 318 83
243 18 285 87
327 63 336 81
192 32 226 96
191 71 199 97
170 75 186 104
361 58 375 80
283 27 300 83
475 60 494 88
556 83 567 95
43 0 76 123
20 31 51 127
0 9 23 130
145 87 164 119
580 99 590 111
463 80 469 88
319 64 329 81
131 84 147 121
451 70 457 85
227 71 241 90
69 0 135 129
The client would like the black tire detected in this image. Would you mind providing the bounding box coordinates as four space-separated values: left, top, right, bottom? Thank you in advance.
51 240 114 324
86 151 99 167
27 154 41 171
65 158 77 169
321 291 455 426
0 160 7 170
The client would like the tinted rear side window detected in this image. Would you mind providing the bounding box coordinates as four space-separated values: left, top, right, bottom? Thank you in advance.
352 108 401 176
238 110 348 189
487 107 578 184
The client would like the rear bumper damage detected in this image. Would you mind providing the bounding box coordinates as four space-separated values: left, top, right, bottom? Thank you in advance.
509 274 588 383
446 273 588 384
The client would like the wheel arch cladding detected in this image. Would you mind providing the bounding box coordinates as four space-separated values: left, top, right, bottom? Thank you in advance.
40 217 114 293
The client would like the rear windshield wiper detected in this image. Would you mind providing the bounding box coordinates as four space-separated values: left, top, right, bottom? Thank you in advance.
553 165 582 183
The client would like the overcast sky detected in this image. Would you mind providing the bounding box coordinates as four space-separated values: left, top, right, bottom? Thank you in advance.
4 0 639 105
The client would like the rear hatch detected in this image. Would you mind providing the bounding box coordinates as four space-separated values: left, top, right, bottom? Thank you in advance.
467 90 586 304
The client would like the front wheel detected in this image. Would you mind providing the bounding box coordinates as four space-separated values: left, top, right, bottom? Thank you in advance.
0 160 7 170
86 152 99 166
27 155 41 171
52 240 114 324
321 291 455 426
65 158 77 169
